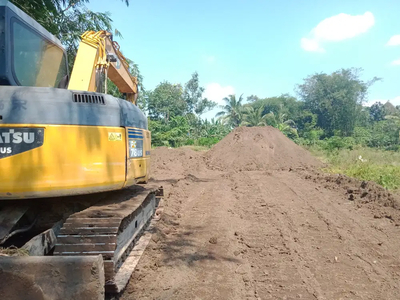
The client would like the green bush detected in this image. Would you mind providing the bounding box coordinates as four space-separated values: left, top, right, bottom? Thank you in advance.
196 137 220 147
185 138 195 146
353 126 372 146
368 120 399 148
320 136 356 152
294 137 309 146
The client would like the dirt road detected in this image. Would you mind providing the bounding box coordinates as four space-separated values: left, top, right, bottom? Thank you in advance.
122 127 400 300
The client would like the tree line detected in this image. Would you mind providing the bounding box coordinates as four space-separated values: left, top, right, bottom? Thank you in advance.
142 67 400 151
13 1 400 151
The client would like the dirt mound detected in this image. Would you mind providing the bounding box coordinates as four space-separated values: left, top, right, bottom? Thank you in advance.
125 128 400 300
205 126 322 171
299 169 400 220
126 146 400 300
150 147 205 179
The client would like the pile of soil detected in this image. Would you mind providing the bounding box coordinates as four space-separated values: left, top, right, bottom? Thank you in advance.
150 147 205 178
205 126 322 171
124 127 400 300
149 128 398 212
298 169 400 221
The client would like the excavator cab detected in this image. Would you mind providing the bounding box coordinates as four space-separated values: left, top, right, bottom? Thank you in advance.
0 1 69 88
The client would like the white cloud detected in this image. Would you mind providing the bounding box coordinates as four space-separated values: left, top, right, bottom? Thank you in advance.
386 35 400 46
203 83 235 105
313 12 375 41
391 58 400 65
301 38 325 52
301 11 375 52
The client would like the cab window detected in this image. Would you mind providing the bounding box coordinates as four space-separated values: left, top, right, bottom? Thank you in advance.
12 19 67 87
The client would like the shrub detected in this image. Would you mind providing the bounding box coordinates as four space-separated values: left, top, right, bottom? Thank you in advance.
321 136 356 152
196 137 220 147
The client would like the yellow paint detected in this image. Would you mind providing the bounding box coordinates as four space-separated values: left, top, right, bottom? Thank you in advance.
0 124 127 199
0 124 151 199
68 40 98 92
0 124 152 199
67 30 138 100
105 38 138 94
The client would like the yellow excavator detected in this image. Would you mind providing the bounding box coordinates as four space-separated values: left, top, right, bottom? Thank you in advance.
0 0 162 296
0 9 149 199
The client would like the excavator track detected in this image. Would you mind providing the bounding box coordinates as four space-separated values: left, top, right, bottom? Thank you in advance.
53 185 163 293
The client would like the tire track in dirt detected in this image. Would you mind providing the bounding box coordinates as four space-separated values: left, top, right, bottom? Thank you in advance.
229 169 400 299
229 171 323 299
276 171 400 299
122 171 249 299
121 128 400 300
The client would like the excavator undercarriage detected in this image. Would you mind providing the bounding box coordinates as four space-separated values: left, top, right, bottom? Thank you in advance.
54 185 164 293
0 185 164 298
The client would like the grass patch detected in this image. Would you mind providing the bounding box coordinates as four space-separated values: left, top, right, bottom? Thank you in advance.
307 146 400 191
0 246 29 257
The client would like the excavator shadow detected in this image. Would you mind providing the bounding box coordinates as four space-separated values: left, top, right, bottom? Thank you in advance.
147 214 240 267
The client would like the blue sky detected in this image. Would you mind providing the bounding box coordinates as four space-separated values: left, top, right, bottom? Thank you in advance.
87 0 400 119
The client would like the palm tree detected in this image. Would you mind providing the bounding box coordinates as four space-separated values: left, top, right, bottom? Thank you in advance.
205 118 230 138
216 94 244 128
241 105 268 127
265 111 298 137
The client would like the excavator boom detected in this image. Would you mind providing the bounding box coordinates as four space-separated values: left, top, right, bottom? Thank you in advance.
68 30 138 103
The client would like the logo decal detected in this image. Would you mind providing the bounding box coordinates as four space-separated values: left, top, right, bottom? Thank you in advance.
0 128 44 159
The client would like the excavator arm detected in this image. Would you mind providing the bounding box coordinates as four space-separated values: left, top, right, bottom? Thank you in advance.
68 30 139 104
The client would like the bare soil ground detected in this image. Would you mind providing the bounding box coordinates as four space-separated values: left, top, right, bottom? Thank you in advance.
121 127 400 300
